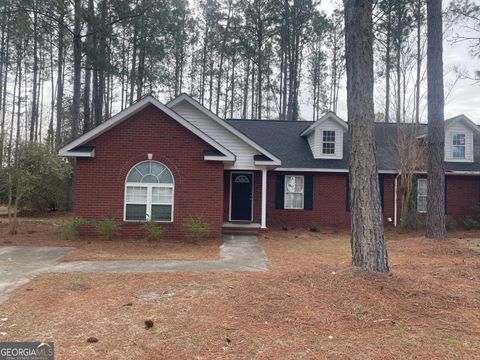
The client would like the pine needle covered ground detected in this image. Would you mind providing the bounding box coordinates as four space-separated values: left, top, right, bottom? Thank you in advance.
0 224 479 359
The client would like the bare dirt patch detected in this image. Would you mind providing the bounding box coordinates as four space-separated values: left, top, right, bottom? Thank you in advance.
0 228 479 359
0 217 220 261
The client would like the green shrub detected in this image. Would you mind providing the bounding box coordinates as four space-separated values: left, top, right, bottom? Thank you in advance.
0 142 71 212
462 217 480 230
445 215 457 231
473 201 480 215
143 219 165 242
182 215 211 244
58 216 85 241
93 218 121 240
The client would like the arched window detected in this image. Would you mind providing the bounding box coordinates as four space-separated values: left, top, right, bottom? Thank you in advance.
125 161 174 222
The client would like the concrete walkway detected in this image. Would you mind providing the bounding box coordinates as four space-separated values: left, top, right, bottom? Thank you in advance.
52 234 268 273
0 246 72 304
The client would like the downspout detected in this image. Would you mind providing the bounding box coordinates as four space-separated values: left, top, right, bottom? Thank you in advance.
394 172 400 227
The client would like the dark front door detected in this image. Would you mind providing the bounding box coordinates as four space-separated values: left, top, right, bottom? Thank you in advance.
230 173 253 221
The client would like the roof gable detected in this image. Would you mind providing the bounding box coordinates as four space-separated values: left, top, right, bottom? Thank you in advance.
445 114 480 134
167 94 281 166
58 95 235 161
300 112 348 137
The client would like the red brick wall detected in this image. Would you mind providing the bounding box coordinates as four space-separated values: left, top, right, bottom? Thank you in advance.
75 105 224 239
265 172 397 229
446 175 480 220
266 172 350 228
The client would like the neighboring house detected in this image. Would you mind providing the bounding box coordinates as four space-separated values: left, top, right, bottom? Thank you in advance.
59 94 480 238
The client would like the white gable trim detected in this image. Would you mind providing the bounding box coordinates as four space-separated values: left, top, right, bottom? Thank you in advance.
445 114 480 134
167 94 282 166
300 112 348 137
58 95 235 161
274 167 398 174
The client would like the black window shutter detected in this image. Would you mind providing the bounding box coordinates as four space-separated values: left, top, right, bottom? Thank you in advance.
275 175 285 209
304 175 313 210
379 175 385 212
346 174 350 212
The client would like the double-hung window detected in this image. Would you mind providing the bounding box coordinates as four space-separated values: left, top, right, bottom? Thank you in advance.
125 161 174 222
322 130 336 155
452 134 466 159
285 175 304 209
417 178 427 213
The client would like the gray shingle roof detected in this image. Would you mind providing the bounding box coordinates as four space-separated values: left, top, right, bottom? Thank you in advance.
226 119 480 172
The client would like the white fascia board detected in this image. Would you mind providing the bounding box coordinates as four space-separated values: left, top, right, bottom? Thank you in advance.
274 167 349 173
62 149 95 158
445 171 480 176
58 95 235 161
300 112 348 137
411 170 480 175
204 155 233 161
446 158 474 163
254 161 278 166
273 168 399 174
167 94 282 165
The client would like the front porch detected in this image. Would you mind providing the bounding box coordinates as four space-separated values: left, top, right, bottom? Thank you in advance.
222 169 269 230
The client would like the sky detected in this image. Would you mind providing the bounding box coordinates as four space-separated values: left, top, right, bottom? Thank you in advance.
299 1 480 123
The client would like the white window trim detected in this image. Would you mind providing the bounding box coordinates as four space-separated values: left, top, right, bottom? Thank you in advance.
284 175 305 210
124 161 175 223
417 178 427 214
322 130 336 155
452 133 466 159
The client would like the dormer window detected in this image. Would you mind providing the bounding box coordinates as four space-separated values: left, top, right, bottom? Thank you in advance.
301 112 347 159
322 131 336 154
452 134 466 159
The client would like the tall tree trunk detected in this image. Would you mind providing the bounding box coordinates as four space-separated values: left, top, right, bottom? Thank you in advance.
0 7 9 165
48 31 55 150
395 2 402 123
344 0 388 273
8 51 18 166
30 0 39 142
426 0 446 238
229 49 236 119
96 0 107 124
385 1 392 122
242 58 250 119
281 47 288 120
84 0 94 132
129 25 138 105
200 27 208 105
15 44 22 163
215 0 232 115
121 26 126 109
55 12 65 151
415 0 422 124
72 0 82 140
69 0 82 212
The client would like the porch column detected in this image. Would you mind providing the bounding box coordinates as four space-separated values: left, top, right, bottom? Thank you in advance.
261 168 267 229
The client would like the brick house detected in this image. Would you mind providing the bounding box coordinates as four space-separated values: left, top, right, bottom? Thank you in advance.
59 94 480 238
